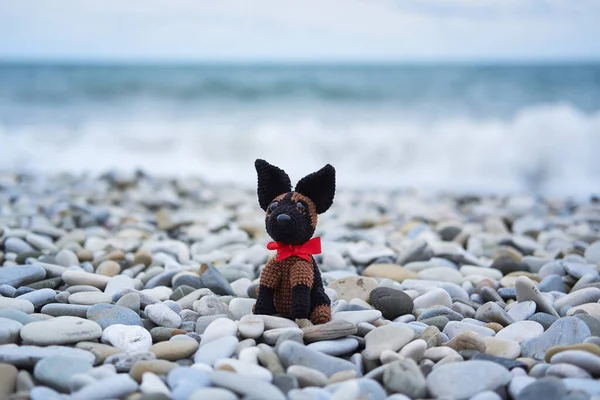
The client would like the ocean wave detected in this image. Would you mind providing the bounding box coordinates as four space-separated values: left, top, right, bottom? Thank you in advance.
1 103 599 197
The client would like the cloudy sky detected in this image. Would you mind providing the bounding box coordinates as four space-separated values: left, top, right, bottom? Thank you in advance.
1 0 599 62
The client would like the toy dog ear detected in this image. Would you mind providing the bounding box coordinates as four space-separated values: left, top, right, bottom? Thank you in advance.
255 159 292 211
295 164 336 214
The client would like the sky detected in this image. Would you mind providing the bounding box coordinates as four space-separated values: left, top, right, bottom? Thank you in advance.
0 0 599 62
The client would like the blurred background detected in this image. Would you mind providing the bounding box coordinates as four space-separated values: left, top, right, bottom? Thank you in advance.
1 0 599 196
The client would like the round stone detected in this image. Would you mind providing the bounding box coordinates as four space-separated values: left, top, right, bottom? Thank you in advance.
0 265 46 287
145 303 182 328
68 292 113 305
364 325 415 361
238 314 264 339
21 316 102 345
327 276 378 303
0 297 34 314
86 304 143 330
96 261 121 277
369 287 414 320
413 288 452 310
33 355 94 392
200 318 237 346
150 340 199 361
427 360 512 399
363 264 417 282
102 324 152 352
495 321 544 343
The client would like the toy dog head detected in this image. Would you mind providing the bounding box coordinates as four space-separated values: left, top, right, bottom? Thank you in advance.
255 159 336 245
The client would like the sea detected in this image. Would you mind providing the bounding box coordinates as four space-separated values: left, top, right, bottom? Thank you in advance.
1 63 599 197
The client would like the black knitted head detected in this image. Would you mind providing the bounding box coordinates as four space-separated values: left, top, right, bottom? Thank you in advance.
255 159 336 245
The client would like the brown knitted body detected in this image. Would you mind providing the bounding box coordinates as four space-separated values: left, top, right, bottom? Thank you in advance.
256 255 331 324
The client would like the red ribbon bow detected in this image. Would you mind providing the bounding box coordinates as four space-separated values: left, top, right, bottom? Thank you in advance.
267 237 322 261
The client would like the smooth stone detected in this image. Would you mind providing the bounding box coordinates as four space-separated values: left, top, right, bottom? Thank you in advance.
382 358 426 398
551 350 600 375
115 293 141 314
555 287 600 314
216 358 273 381
363 264 417 282
584 240 600 263
145 303 182 328
75 341 122 364
567 303 600 319
33 355 93 392
4 238 35 254
515 276 559 317
538 275 566 293
200 264 234 296
368 287 413 320
507 301 537 321
41 303 90 317
563 378 600 395
193 295 228 316
105 275 142 297
228 298 256 320
278 340 359 377
16 288 57 309
521 317 592 360
442 321 495 339
30 386 64 400
544 343 600 362
364 325 414 360
0 297 34 314
328 276 378 302
71 373 139 400
516 377 568 400
21 316 102 345
68 291 113 305
265 327 303 346
200 318 237 346
105 351 156 372
166 366 211 400
496 321 544 343
508 376 536 398
574 314 600 337
528 312 559 330
150 340 199 361
140 371 171 396
55 249 79 267
194 336 238 365
398 338 426 361
190 388 237 400
86 303 142 330
0 363 18 398
102 324 152 352
0 318 23 345
287 365 327 387
307 338 359 356
238 314 265 339
0 309 38 325
413 288 452 309
418 267 463 284
332 310 382 325
418 306 463 322
260 315 299 330
210 370 285 400
0 345 96 368
484 337 521 359
546 363 593 379
475 302 514 326
473 353 527 370
195 314 227 334
0 265 46 287
426 360 512 399
62 270 110 290
302 320 357 343
129 360 179 382
96 260 121 277
564 263 597 279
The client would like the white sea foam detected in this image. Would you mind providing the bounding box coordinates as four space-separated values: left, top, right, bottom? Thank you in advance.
1 103 599 197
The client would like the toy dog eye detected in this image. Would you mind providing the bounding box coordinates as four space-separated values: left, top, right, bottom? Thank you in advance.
268 202 278 212
296 202 306 212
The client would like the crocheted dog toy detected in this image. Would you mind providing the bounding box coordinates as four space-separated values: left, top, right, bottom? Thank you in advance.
253 159 335 325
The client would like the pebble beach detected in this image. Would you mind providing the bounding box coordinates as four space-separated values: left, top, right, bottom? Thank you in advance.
1 171 600 400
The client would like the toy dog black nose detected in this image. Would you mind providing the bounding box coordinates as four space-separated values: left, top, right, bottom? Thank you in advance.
276 214 291 226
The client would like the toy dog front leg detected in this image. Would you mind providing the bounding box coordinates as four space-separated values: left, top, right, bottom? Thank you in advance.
254 260 279 316
290 259 314 321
